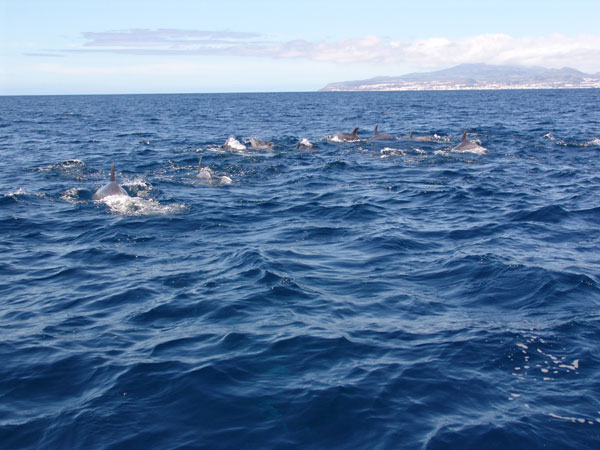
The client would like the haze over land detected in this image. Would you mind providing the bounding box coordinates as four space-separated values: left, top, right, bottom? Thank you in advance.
320 64 600 91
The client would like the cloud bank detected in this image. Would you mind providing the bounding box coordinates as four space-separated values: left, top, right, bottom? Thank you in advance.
62 29 600 72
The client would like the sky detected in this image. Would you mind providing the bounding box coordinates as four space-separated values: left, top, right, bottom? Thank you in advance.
1 0 600 95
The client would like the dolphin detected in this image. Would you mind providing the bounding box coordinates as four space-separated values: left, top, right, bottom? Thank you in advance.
92 164 128 199
409 131 432 142
197 157 232 185
452 131 487 154
197 157 213 180
248 137 274 150
219 175 233 185
334 127 360 142
371 124 394 140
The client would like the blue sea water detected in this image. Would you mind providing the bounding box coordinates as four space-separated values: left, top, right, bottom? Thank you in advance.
1 90 599 449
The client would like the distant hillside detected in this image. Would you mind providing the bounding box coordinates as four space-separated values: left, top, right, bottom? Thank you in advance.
320 64 600 91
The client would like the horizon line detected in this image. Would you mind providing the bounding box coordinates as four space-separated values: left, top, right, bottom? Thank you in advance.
2 87 600 97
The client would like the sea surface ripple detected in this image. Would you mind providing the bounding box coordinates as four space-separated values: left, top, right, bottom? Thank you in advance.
1 90 600 449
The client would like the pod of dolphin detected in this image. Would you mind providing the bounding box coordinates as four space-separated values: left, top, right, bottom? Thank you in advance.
92 126 485 200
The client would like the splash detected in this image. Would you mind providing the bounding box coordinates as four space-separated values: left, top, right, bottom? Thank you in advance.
586 138 600 147
452 145 487 155
543 132 556 141
100 195 187 216
298 138 313 149
327 135 360 143
380 147 406 158
120 178 153 198
224 136 246 151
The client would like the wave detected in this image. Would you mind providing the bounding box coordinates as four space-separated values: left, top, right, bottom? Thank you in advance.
2 91 600 450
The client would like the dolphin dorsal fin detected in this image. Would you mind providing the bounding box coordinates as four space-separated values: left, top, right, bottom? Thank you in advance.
374 124 379 136
110 164 116 182
198 157 202 173
461 131 467 142
352 127 359 136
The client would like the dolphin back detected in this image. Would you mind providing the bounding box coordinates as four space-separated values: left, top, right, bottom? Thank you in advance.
453 132 486 154
92 181 127 199
93 164 128 199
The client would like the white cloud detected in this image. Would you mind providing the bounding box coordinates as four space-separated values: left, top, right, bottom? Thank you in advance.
80 28 265 48
397 34 600 71
45 29 600 73
32 61 210 76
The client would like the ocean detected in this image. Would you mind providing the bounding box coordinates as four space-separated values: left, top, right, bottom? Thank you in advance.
1 90 599 449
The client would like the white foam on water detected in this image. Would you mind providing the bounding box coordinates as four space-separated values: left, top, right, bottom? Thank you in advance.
452 145 487 155
550 413 597 425
2 188 26 203
4 188 52 203
559 362 578 371
380 147 406 158
121 178 151 189
101 195 187 216
431 134 450 143
7 187 25 197
120 178 152 198
37 159 85 172
196 145 226 154
60 187 85 204
509 334 585 416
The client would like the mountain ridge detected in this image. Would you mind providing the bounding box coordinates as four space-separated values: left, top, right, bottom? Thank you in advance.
320 63 600 91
